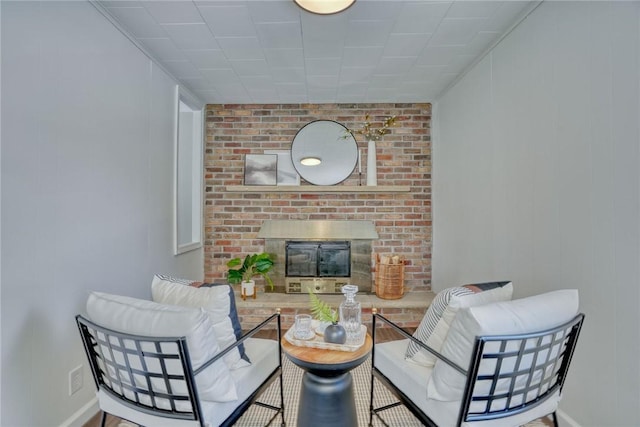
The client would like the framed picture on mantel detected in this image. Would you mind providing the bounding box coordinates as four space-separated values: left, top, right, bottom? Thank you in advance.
244 154 277 186
265 149 300 186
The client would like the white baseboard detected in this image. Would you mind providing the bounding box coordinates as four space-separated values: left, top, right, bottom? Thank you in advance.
59 397 99 427
557 409 582 427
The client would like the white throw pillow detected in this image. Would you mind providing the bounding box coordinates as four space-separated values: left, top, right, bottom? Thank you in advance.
151 275 251 370
86 291 237 403
427 289 580 402
406 281 513 367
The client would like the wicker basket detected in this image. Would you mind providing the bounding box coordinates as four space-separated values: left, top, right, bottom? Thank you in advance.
375 254 405 300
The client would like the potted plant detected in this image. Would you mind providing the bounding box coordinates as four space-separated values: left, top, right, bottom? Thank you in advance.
226 253 275 300
309 291 346 344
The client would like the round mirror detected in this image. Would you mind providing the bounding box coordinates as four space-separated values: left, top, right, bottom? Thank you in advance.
291 120 358 185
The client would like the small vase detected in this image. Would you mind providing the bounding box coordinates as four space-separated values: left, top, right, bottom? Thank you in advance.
323 323 347 344
367 140 377 186
241 280 256 300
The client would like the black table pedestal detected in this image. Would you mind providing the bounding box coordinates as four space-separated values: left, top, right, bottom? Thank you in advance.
297 371 357 427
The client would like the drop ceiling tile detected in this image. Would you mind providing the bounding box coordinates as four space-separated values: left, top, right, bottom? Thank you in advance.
303 39 345 59
365 87 397 102
307 75 340 89
305 57 341 76
275 82 307 96
230 59 270 76
198 5 256 37
248 1 301 23
369 74 404 86
336 81 368 96
383 33 431 57
264 48 304 68
138 37 186 61
336 92 366 103
179 76 214 91
339 66 375 84
270 67 306 83
342 46 384 67
200 68 240 84
392 2 452 34
348 1 403 21
216 37 264 60
106 6 166 38
184 49 231 69
241 76 275 91
375 56 416 74
307 88 338 103
161 60 202 78
405 65 447 81
430 18 485 46
249 89 281 103
162 23 219 50
446 1 502 19
415 45 465 66
212 82 248 97
301 13 348 42
345 20 394 47
280 93 308 103
256 22 302 49
143 1 203 24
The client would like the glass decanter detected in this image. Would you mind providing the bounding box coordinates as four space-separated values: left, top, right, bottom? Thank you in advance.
339 284 362 345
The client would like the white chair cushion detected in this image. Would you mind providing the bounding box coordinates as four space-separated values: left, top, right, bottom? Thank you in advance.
427 289 579 402
151 275 251 370
375 339 432 415
375 339 561 427
406 281 513 367
97 338 278 427
86 291 237 403
201 338 280 426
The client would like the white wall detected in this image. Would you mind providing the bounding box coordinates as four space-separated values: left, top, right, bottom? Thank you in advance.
434 2 639 426
1 2 203 425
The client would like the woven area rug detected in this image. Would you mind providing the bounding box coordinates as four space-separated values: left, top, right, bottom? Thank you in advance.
234 356 553 427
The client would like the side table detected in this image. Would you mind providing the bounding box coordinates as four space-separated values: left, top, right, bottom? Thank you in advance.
281 332 373 427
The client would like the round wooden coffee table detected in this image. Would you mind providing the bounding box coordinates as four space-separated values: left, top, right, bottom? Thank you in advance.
281 332 373 427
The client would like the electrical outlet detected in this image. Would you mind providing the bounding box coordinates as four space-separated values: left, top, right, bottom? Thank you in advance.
68 365 83 396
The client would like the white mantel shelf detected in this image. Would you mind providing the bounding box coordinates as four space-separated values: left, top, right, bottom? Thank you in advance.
225 185 411 193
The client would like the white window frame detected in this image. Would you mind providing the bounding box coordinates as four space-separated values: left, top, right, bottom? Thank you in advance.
173 86 203 255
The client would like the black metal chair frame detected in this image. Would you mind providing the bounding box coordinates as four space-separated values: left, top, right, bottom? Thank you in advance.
77 312 286 427
370 312 585 427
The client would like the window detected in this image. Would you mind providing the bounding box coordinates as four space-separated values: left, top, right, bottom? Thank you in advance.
174 87 203 254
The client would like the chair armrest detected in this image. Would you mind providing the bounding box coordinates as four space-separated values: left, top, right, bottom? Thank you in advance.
373 312 466 376
194 311 281 376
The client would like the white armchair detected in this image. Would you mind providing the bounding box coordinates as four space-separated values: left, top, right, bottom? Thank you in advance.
370 289 584 427
76 281 285 427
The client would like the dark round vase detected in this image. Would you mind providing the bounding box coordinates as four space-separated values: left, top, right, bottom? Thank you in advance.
323 323 347 344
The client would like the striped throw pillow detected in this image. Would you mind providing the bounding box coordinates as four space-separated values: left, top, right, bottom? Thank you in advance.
405 281 513 367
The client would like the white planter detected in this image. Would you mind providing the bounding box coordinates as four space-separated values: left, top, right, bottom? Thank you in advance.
241 280 256 300
367 139 377 186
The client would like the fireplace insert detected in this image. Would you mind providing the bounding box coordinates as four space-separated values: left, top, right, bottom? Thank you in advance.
285 241 350 293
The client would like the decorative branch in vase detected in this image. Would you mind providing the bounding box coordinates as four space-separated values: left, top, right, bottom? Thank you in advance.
344 115 400 186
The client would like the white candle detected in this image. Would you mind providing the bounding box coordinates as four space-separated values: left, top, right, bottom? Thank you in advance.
358 148 362 173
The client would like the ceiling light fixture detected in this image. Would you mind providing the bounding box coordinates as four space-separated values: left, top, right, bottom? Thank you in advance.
293 0 356 15
300 156 322 166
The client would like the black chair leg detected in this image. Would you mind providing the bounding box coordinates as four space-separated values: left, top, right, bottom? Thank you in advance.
99 411 107 427
552 412 559 427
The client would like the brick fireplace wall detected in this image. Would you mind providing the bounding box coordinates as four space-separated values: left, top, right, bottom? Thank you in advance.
204 103 432 294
